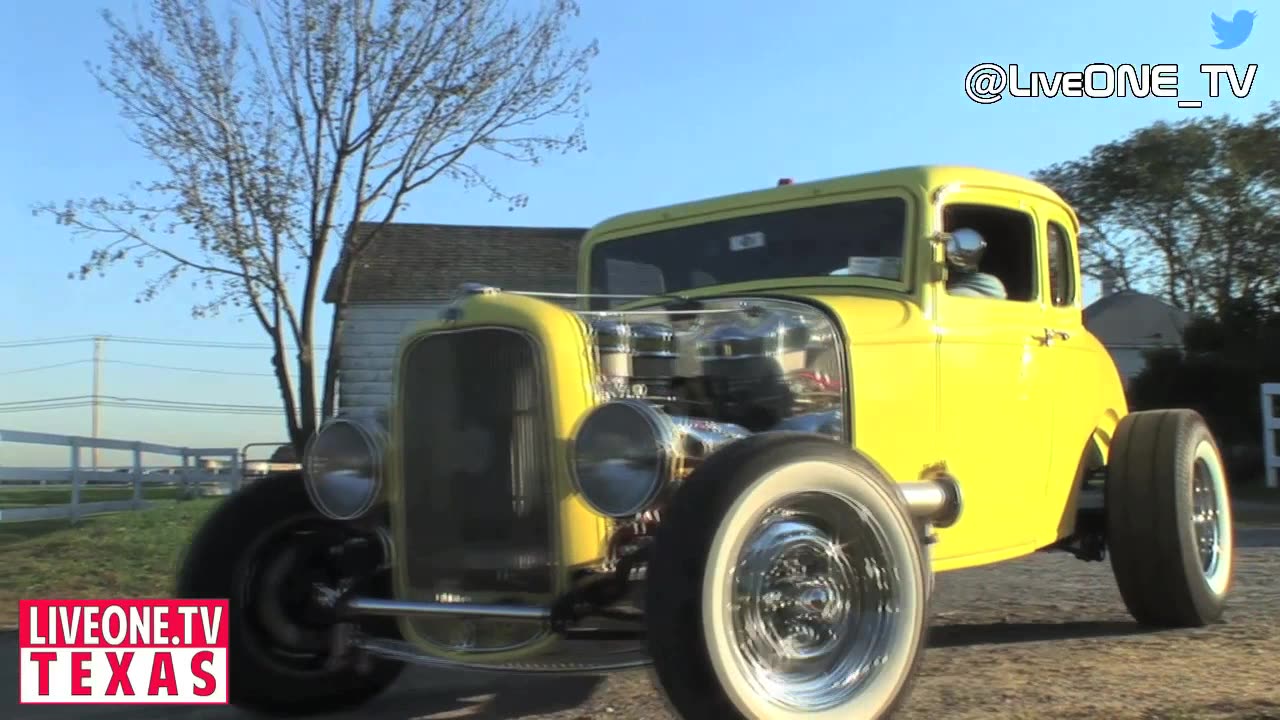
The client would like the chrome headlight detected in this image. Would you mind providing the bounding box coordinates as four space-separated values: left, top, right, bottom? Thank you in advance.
570 400 749 518
302 417 385 520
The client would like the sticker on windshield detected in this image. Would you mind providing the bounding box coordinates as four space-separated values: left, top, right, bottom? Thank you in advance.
847 256 898 279
729 232 766 251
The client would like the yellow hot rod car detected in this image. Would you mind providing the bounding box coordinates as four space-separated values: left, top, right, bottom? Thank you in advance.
178 165 1235 719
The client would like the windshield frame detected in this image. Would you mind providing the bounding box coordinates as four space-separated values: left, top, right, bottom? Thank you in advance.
579 187 920 309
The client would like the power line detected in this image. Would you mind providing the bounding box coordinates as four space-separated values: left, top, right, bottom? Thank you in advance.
109 360 280 377
0 356 277 379
0 401 297 416
0 336 99 349
0 396 324 416
0 395 282 411
0 335 332 431
0 360 90 375
0 359 304 378
0 402 89 413
0 334 329 350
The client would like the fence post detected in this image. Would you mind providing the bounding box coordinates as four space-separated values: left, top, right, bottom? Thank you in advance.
229 450 242 494
69 438 82 525
131 442 144 509
180 449 191 500
1263 383 1280 490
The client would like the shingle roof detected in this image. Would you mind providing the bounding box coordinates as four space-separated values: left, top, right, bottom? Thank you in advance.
1084 290 1189 346
1082 289 1140 324
324 222 587 303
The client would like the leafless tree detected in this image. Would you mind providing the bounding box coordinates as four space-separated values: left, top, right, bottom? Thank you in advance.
34 0 597 451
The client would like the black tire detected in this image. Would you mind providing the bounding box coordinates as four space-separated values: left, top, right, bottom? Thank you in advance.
1106 409 1235 627
645 433 929 720
176 472 403 715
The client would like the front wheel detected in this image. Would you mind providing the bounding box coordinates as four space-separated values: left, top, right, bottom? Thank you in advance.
176 472 404 715
646 433 929 720
1106 409 1235 627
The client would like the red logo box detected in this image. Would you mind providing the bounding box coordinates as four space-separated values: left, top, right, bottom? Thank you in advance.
19 599 228 704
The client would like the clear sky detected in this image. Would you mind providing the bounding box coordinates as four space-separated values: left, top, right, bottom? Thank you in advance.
0 1 1275 465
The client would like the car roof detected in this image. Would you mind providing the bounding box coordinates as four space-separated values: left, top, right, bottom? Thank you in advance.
586 165 1079 238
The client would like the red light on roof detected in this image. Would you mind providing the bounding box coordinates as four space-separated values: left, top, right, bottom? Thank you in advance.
778 178 794 186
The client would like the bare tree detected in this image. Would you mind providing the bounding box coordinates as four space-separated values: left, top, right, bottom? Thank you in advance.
35 0 596 451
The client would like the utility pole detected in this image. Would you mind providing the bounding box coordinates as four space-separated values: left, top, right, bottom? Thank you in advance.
92 336 103 470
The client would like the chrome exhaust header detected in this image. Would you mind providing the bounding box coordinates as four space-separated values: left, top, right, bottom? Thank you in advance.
897 474 962 528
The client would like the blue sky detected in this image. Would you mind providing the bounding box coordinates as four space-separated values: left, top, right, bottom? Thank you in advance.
0 1 1275 465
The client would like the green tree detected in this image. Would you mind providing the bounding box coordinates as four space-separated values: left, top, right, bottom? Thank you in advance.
1128 296 1280 483
1033 102 1280 317
34 0 597 452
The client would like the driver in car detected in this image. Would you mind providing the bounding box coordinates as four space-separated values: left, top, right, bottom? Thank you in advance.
946 227 1008 299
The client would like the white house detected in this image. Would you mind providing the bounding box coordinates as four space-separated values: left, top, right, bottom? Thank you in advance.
323 222 587 421
1084 289 1190 386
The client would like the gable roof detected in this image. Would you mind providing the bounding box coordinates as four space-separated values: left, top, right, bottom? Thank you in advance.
324 222 587 304
1084 290 1189 347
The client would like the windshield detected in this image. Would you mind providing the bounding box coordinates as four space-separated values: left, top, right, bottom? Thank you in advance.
588 196 907 308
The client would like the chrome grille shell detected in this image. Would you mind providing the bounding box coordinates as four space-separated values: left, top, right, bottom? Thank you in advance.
395 326 556 653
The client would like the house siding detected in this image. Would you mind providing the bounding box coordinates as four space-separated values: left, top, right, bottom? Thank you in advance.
1083 291 1188 388
337 302 445 421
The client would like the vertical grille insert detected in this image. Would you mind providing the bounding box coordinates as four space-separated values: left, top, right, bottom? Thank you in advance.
399 328 554 613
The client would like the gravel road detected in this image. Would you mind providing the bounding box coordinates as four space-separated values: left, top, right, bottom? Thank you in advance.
6 527 1279 720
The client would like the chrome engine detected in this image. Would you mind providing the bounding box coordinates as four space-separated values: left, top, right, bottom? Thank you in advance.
581 297 847 438
564 297 849 530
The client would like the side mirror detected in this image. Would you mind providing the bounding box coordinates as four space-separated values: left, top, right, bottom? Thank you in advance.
943 228 985 271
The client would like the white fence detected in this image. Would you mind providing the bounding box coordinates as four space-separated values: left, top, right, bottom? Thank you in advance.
1263 383 1280 490
0 429 243 524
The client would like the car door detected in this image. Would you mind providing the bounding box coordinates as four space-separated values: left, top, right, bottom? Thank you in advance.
932 190 1053 564
1036 206 1102 544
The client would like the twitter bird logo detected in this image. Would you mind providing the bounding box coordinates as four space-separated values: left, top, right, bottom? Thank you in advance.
1211 10 1257 49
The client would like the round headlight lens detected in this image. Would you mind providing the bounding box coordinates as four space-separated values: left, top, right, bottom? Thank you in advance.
303 418 384 520
571 400 674 518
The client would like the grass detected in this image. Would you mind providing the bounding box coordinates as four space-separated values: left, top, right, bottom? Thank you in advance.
0 498 222 630
0 484 184 507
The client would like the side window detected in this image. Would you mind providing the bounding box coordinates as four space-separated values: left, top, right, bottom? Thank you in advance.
942 204 1038 302
1046 222 1076 307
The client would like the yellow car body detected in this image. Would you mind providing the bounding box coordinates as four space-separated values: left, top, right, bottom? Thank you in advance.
385 165 1128 661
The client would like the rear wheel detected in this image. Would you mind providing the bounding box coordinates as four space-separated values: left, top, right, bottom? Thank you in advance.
646 433 929 720
1106 409 1234 627
176 472 403 715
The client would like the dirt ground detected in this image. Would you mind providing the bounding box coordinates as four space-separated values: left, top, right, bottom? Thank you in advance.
6 529 1279 720
495 538 1280 720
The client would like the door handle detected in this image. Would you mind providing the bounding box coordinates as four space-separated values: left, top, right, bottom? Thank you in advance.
1034 328 1071 346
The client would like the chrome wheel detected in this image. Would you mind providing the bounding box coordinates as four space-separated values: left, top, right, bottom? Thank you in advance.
237 518 354 672
1192 458 1221 577
728 491 900 713
1191 438 1233 595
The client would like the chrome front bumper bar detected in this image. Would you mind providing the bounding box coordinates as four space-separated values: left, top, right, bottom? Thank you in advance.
341 596 551 621
339 474 961 623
